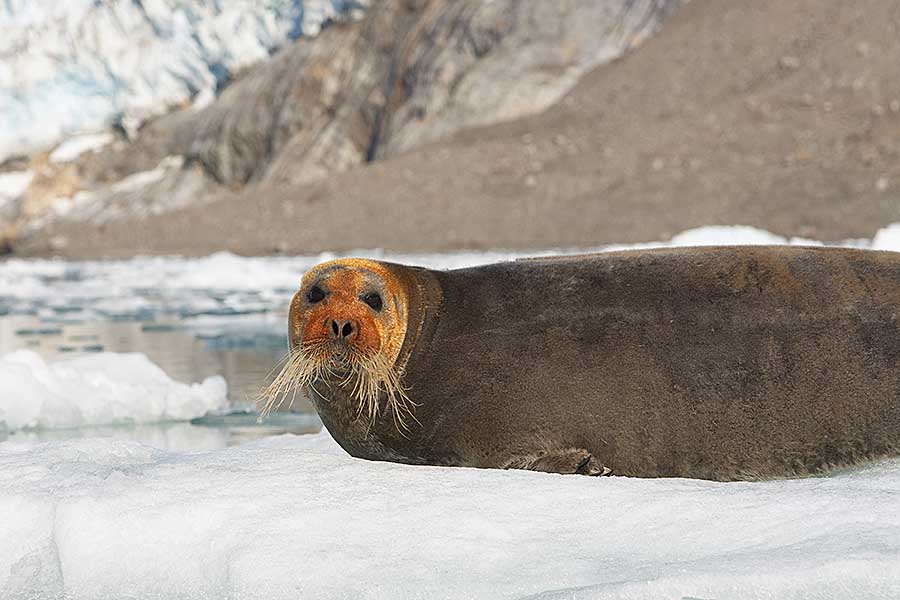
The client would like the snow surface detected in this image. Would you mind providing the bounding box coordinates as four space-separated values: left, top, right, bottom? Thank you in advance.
0 350 227 431
47 133 114 163
0 0 368 161
0 431 898 599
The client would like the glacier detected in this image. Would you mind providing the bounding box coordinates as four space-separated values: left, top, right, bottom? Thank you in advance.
0 0 367 162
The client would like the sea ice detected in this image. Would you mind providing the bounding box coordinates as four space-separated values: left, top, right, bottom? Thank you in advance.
0 431 898 599
0 350 227 431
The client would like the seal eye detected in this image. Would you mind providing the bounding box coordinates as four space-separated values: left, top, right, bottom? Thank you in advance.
362 292 383 311
306 285 326 303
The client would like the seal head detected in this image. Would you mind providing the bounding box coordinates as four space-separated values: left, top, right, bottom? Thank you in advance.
261 258 428 444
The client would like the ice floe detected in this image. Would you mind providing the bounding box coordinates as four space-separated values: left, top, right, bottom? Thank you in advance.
0 432 898 599
0 350 227 431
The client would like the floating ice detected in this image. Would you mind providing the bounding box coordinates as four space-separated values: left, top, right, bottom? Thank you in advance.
0 350 227 431
0 432 898 599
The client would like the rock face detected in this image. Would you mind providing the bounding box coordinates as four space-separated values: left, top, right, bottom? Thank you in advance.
156 0 678 187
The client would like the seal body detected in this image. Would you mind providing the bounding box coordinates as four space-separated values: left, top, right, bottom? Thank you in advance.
293 246 900 480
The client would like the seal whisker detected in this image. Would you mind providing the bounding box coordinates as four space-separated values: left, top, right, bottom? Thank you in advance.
257 339 335 418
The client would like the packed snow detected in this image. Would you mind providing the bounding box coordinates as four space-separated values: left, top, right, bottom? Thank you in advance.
0 0 369 161
0 432 898 599
0 350 227 431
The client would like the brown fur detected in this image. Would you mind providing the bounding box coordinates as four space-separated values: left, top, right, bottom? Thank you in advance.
280 246 900 480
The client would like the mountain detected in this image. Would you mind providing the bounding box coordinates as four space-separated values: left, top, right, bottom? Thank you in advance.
2 0 678 255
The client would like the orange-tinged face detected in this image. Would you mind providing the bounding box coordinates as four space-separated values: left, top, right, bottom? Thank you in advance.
289 259 409 371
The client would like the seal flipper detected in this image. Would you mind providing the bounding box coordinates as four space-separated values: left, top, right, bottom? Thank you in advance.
503 448 612 476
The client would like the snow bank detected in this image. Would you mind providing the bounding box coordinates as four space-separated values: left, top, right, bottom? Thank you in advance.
0 0 369 161
0 432 897 599
0 350 227 431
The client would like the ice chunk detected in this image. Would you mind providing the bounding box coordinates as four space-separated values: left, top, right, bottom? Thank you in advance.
0 350 227 431
0 432 898 598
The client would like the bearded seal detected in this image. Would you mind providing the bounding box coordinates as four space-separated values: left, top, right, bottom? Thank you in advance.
261 247 900 480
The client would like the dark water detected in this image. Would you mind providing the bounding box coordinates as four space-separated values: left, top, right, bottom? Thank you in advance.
0 315 321 450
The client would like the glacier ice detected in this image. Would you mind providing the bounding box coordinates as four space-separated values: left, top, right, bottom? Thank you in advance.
0 0 368 162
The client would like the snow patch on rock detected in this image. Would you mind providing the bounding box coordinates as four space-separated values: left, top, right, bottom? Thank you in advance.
48 132 114 163
109 156 183 194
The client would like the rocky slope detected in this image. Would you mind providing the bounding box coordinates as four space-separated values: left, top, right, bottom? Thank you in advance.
10 0 900 258
2 0 679 255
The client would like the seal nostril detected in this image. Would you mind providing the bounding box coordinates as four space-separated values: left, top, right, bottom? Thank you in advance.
342 322 354 337
331 320 340 337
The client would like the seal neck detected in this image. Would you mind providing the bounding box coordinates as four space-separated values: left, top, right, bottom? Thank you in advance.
393 265 443 376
